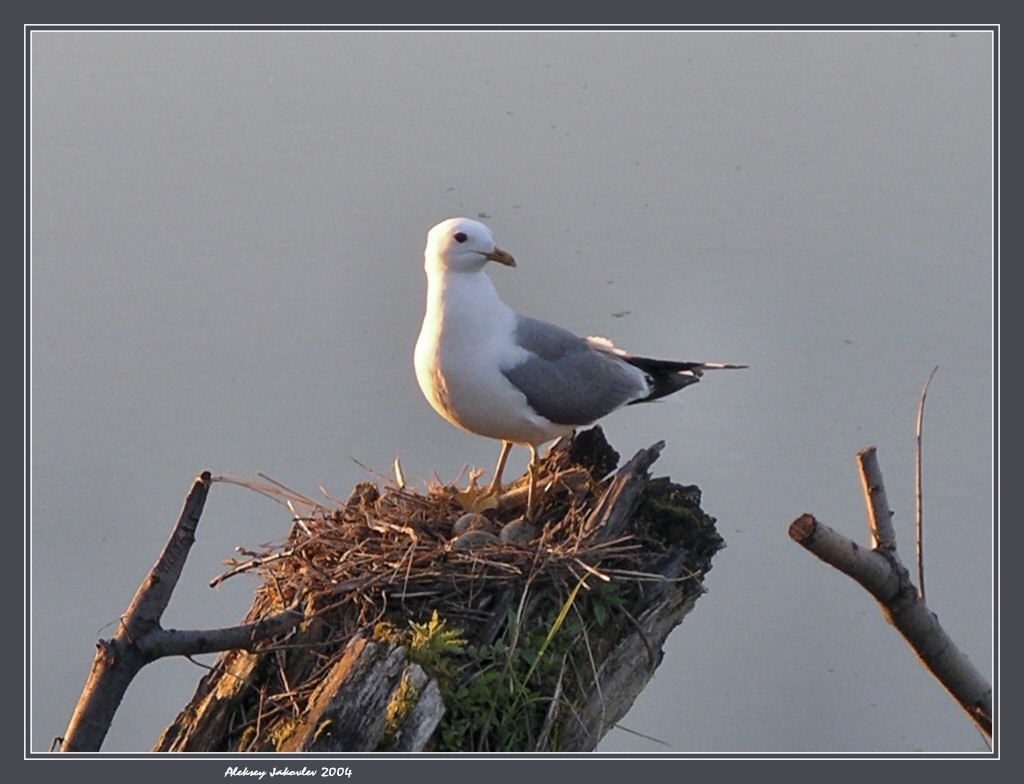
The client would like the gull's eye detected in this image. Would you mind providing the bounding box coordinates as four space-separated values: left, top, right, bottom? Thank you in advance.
453 232 468 243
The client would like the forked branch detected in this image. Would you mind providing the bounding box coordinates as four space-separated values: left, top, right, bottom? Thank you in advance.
59 472 303 752
789 449 991 739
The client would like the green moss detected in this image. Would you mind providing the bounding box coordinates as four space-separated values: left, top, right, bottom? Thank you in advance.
372 620 403 645
380 674 420 749
236 725 257 752
269 719 298 750
639 478 725 554
412 580 611 753
408 610 467 668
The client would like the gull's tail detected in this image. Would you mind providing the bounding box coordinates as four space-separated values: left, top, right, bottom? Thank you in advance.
622 356 748 404
585 336 746 405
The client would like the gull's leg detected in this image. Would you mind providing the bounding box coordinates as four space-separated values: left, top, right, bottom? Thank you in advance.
486 440 514 497
525 444 540 519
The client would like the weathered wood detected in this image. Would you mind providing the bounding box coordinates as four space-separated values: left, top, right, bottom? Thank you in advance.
581 441 664 542
152 648 265 753
276 638 444 752
558 556 708 750
155 428 725 752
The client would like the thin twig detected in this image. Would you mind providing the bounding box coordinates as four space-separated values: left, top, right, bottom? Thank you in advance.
610 723 672 747
916 365 938 602
212 474 323 514
210 549 296 588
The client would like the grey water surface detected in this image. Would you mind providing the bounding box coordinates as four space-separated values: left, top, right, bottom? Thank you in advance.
30 29 993 754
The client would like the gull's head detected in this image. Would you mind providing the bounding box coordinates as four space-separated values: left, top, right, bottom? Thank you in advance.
425 217 516 274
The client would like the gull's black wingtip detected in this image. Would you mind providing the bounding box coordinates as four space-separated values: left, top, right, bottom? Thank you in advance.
703 362 749 370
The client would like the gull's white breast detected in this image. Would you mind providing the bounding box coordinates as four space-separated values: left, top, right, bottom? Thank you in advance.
414 271 571 446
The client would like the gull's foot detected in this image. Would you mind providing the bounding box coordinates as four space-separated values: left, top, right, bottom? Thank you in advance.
454 485 503 512
452 470 503 512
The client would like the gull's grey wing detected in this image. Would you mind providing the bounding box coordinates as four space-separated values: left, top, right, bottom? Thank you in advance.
501 316 648 426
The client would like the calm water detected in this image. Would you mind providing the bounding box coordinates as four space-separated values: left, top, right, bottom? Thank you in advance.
30 29 993 753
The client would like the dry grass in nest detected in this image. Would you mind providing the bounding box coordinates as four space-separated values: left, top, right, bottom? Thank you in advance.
211 430 647 638
188 427 720 751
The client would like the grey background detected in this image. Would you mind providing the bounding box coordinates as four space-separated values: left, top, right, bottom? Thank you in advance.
30 29 993 754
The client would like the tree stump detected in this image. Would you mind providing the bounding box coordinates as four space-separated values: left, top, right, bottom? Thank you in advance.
154 427 725 752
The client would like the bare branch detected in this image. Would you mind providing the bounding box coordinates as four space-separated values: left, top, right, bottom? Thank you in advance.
137 608 304 659
788 514 901 601
857 447 897 550
790 504 992 738
60 473 304 752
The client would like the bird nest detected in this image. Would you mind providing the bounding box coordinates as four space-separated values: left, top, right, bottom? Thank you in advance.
159 427 724 752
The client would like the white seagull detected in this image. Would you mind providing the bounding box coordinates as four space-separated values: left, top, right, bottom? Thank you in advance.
414 217 745 515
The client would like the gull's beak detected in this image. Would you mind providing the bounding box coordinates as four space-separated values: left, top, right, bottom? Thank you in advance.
484 247 517 267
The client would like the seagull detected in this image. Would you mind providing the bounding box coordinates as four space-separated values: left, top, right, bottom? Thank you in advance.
414 217 745 516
